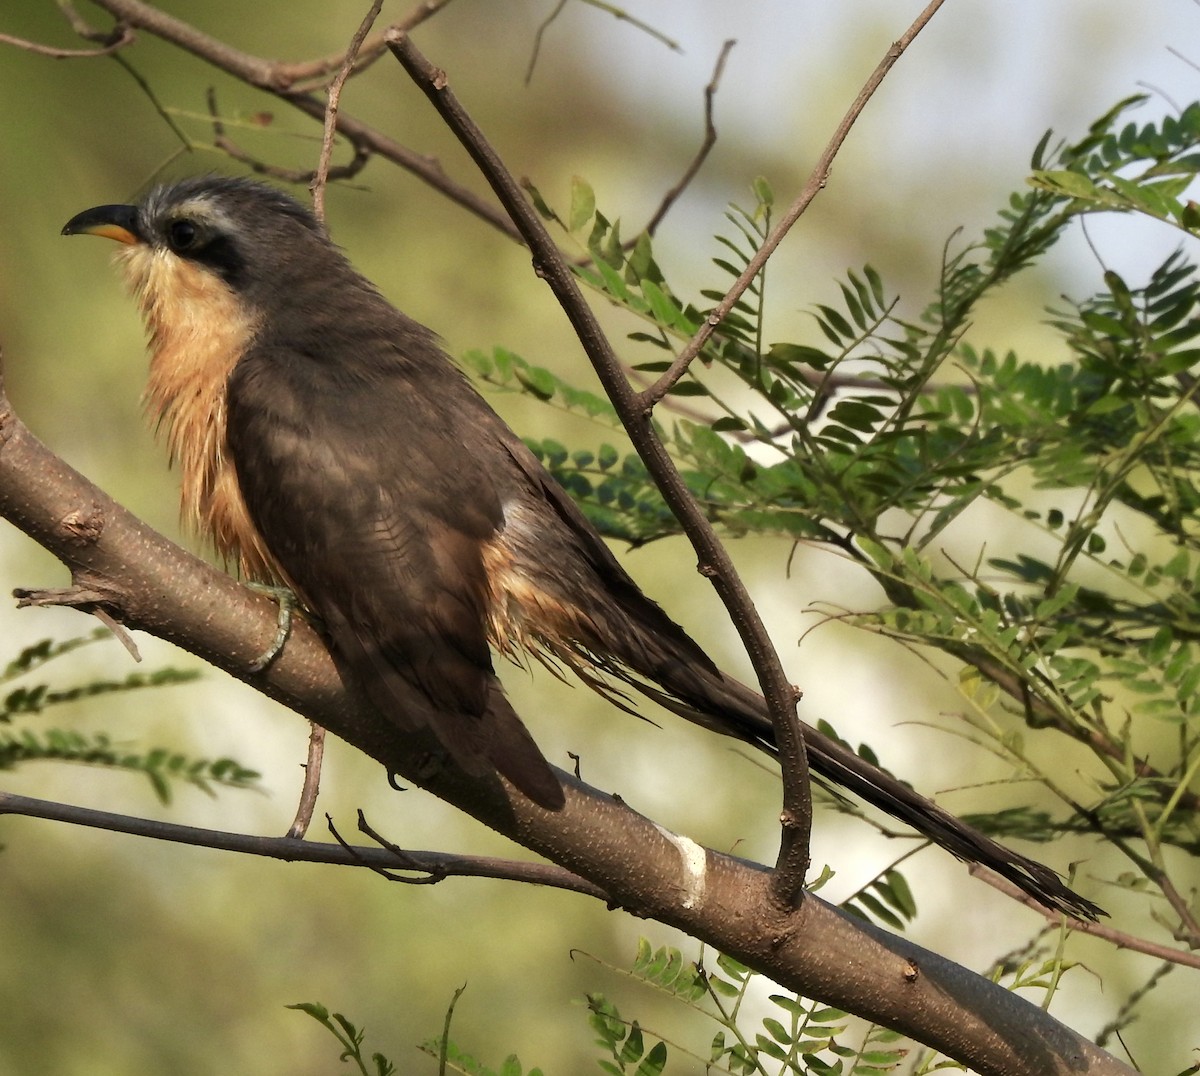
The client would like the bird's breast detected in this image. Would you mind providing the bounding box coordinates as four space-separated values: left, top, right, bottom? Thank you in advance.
119 244 275 579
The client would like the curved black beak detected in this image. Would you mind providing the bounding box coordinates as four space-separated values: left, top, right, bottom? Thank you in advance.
61 204 142 245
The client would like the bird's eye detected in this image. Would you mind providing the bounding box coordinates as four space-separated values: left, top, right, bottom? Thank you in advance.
166 219 200 253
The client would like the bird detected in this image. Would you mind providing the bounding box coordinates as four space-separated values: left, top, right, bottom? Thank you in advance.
62 175 1101 919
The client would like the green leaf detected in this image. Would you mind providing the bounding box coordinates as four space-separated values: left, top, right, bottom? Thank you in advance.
569 175 596 232
523 180 559 223
1029 168 1105 201
514 364 556 401
752 175 775 208
634 1041 668 1076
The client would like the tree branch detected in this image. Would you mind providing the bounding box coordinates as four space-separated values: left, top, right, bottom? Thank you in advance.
204 87 371 187
80 0 522 241
974 866 1200 972
0 360 1133 1075
637 0 948 405
0 789 607 896
311 0 384 223
643 38 735 237
0 24 134 58
385 30 813 910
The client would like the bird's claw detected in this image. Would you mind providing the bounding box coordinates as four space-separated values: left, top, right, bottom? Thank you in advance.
246 582 298 672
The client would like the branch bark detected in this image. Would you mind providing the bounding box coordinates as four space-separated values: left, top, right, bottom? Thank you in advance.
0 4 1142 1070
0 355 1131 1076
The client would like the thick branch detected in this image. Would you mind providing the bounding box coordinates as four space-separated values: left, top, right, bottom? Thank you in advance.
0 369 1131 1075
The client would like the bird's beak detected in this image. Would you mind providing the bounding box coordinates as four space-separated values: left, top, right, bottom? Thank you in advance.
61 204 142 245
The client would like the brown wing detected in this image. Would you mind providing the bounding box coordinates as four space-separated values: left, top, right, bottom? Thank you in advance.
224 339 563 808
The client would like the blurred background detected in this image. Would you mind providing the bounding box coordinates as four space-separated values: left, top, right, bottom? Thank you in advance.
0 1 1196 1072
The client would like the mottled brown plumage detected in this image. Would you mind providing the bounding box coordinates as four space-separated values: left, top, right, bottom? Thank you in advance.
62 176 1102 918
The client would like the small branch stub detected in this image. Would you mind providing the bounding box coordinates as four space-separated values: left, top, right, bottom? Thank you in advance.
60 503 104 545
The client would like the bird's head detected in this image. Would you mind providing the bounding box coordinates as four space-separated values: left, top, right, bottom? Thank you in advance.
61 177 351 579
62 176 335 326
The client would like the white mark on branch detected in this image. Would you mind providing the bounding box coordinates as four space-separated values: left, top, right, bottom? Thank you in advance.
655 823 707 909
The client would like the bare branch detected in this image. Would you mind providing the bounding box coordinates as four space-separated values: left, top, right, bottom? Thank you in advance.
383 28 815 912
205 87 371 185
579 1 681 53
525 0 567 84
247 0 456 93
91 605 142 660
0 25 134 58
86 0 522 241
55 0 116 41
643 39 736 236
974 865 1200 971
0 789 606 896
638 0 949 406
311 0 383 222
286 721 327 839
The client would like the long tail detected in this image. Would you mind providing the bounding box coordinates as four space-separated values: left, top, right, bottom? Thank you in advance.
591 610 1104 920
501 443 1101 917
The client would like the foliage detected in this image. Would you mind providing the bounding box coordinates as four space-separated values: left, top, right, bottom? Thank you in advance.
290 862 1089 1073
503 98 1200 927
591 940 910 1076
298 934 921 1074
447 96 1200 1066
0 628 260 802
289 1003 397 1076
7 12 1200 1064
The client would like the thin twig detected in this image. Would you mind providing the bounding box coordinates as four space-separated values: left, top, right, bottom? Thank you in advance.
312 0 384 222
285 721 327 838
1150 861 1200 943
91 606 142 661
973 865 1200 971
204 87 371 185
86 0 523 241
384 29 813 908
112 51 192 148
526 0 682 83
638 0 949 406
272 0 455 92
0 789 607 897
525 0 568 84
326 811 444 884
55 0 116 40
282 2 385 826
0 26 134 58
15 584 141 662
644 39 736 236
580 0 680 52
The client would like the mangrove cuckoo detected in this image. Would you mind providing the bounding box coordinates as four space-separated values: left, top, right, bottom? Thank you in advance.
62 176 1100 918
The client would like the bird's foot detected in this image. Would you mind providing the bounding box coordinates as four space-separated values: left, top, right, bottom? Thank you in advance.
246 582 299 673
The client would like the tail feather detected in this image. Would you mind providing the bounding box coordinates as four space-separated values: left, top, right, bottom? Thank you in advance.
596 623 1104 920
